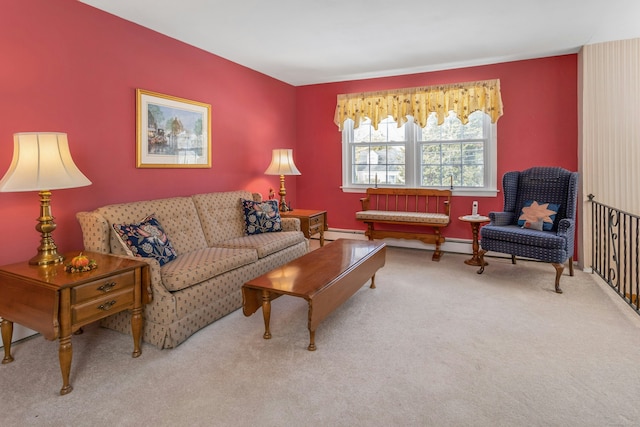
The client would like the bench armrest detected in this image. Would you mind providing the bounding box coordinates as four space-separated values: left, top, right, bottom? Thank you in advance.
360 197 370 211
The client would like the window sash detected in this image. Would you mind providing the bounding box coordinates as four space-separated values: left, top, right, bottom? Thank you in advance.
342 112 497 196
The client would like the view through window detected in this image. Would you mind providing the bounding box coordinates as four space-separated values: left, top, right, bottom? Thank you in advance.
342 111 496 194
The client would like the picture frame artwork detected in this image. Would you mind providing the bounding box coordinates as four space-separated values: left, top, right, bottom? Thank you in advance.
136 89 211 168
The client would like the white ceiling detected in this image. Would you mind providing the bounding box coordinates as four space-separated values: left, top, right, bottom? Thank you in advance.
79 0 640 86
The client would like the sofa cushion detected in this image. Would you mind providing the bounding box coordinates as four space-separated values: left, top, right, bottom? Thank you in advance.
216 231 306 259
113 215 178 266
192 191 253 246
160 247 258 292
241 199 282 235
96 197 208 255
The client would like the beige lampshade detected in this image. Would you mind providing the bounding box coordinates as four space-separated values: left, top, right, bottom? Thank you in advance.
264 149 301 176
0 132 92 192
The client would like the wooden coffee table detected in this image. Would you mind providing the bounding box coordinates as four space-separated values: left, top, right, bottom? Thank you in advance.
242 239 386 351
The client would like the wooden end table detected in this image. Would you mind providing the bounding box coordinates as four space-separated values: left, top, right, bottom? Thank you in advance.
0 251 150 395
459 215 490 266
280 209 328 246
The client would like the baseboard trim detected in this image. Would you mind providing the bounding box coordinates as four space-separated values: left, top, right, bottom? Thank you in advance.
0 324 37 347
318 228 575 264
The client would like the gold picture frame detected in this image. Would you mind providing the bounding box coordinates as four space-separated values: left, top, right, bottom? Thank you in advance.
136 89 211 168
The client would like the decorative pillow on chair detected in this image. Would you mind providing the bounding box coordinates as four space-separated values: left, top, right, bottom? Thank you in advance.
522 219 544 231
112 215 178 266
518 200 560 231
241 199 282 235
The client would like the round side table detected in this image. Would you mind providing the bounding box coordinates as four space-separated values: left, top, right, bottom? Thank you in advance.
459 215 490 266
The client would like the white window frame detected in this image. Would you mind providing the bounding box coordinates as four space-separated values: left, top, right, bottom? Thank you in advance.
341 112 497 197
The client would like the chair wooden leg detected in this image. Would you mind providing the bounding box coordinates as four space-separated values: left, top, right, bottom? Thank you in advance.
552 263 564 294
511 254 517 264
476 250 487 274
568 257 574 276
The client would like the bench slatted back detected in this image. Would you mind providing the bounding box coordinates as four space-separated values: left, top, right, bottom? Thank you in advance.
364 188 451 215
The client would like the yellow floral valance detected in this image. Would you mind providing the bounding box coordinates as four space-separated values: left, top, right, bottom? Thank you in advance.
334 79 503 130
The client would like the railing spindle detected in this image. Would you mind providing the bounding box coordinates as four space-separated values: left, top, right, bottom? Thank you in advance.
589 195 640 313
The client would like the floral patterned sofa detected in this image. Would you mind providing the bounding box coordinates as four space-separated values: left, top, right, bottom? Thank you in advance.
76 190 308 349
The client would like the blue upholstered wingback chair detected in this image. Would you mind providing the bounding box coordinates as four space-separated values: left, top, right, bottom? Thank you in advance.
477 167 579 293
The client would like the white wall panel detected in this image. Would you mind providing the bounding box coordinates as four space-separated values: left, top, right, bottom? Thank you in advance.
579 38 640 269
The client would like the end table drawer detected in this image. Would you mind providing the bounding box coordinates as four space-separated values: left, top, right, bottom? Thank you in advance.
309 223 323 234
72 288 134 325
72 271 136 304
309 215 323 227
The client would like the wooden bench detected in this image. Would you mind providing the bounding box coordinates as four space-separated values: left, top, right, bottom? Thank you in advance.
356 188 451 261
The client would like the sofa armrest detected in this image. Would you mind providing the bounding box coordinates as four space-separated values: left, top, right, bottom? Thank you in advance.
281 217 301 232
106 254 171 301
488 211 515 226
76 211 111 253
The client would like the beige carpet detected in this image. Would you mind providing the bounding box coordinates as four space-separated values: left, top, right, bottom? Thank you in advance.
3 244 640 426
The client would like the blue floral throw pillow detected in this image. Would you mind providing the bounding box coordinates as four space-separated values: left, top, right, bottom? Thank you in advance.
241 199 282 235
518 200 560 231
112 215 178 266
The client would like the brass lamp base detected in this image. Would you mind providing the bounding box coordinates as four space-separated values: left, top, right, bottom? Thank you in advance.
29 190 65 266
29 251 64 266
277 174 292 212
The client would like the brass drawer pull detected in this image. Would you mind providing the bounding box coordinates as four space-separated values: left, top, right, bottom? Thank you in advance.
97 300 117 311
97 282 116 293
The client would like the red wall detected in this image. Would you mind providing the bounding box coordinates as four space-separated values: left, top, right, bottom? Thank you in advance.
0 0 297 264
1 0 578 266
295 55 578 240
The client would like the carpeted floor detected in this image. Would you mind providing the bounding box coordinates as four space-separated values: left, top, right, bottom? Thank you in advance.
3 244 640 426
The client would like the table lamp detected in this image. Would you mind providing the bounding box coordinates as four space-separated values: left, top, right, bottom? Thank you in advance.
0 132 92 265
264 148 301 212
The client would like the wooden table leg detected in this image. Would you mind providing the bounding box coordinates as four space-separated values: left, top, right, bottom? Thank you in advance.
464 222 488 267
58 288 73 395
370 273 376 289
131 306 143 358
307 300 316 351
261 290 272 339
308 330 316 351
58 334 73 395
131 272 143 358
1 318 14 364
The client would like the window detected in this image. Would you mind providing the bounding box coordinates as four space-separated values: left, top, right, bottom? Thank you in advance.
342 111 497 196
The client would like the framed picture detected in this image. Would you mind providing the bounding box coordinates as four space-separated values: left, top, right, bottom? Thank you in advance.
136 89 211 168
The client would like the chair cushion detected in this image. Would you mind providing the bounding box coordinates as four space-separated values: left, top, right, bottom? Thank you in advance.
216 231 306 258
481 225 565 249
160 247 258 291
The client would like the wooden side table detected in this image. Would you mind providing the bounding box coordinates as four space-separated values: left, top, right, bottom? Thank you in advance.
280 209 328 246
459 215 490 266
0 251 150 395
